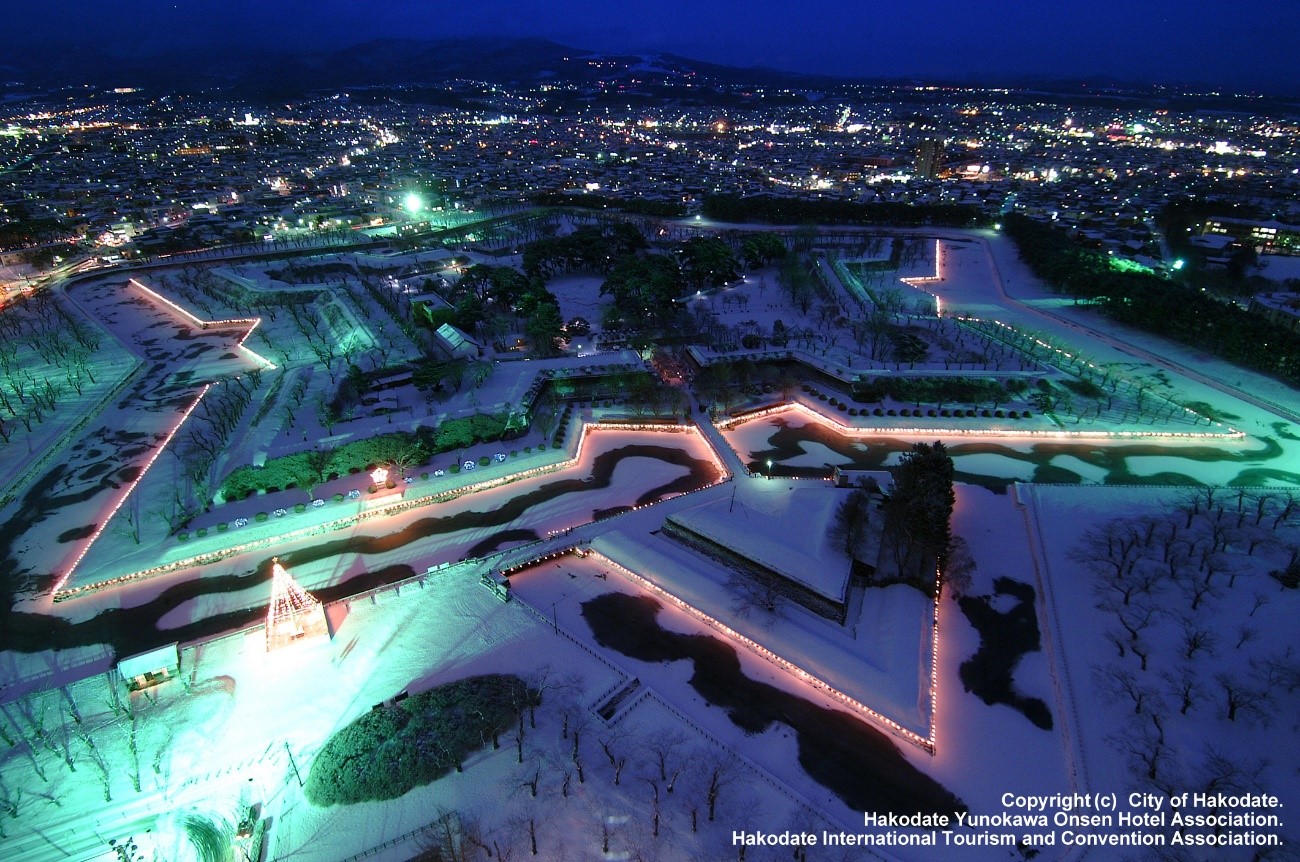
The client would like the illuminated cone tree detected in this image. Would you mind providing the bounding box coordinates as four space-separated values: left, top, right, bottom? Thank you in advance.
266 558 329 651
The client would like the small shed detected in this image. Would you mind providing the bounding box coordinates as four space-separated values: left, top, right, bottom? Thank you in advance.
434 322 481 360
117 643 179 691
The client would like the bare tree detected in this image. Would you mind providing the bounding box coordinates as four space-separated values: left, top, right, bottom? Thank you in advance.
1251 651 1300 694
415 808 469 862
1111 713 1168 782
1075 521 1158 606
1160 667 1202 716
1096 664 1158 715
1215 674 1274 724
1178 572 1220 612
0 773 21 839
700 751 741 822
1179 617 1218 660
79 731 112 802
1192 744 1265 803
639 773 663 839
728 572 781 624
598 728 631 786
647 732 690 794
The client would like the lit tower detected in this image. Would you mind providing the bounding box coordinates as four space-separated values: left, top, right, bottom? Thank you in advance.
266 558 328 651
915 138 946 179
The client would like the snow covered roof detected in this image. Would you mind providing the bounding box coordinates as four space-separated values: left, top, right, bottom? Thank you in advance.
434 322 480 359
667 483 851 602
117 643 178 680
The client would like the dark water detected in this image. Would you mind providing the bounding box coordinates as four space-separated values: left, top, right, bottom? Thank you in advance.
958 577 1052 730
581 591 965 815
740 416 1290 489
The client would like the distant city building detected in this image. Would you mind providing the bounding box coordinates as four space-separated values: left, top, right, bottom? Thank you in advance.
1203 217 1300 256
1248 292 1300 332
915 138 946 179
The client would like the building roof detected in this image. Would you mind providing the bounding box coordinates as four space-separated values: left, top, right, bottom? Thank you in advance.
435 322 480 359
117 643 178 679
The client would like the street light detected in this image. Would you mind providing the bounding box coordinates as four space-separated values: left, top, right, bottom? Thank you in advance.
1172 259 1185 271
403 192 424 215
765 459 773 478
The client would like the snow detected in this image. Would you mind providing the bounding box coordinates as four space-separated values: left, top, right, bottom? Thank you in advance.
1258 254 1300 283
1047 454 1110 483
507 555 906 831
1018 483 1300 857
666 482 852 601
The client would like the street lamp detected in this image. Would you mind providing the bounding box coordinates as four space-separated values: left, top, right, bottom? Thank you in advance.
403 192 424 215
765 459 773 478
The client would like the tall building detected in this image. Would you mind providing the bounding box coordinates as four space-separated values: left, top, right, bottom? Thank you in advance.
915 138 946 179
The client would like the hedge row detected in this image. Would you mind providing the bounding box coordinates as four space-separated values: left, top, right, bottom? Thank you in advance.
218 413 512 501
305 674 536 806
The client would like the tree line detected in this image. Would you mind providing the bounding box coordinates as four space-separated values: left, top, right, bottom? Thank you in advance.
216 413 513 503
702 195 989 228
527 192 687 218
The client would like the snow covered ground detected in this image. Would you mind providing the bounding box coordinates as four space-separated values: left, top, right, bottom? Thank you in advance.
1020 484 1299 856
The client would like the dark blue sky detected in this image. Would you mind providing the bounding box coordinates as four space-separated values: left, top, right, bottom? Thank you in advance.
16 0 1299 91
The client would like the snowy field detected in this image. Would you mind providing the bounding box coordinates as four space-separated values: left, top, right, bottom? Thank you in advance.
1022 484 1299 856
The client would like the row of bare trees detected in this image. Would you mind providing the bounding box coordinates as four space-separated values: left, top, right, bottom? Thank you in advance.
161 373 262 531
0 290 103 442
1076 488 1300 838
0 674 191 835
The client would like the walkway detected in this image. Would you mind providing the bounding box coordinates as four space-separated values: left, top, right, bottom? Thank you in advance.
691 414 747 478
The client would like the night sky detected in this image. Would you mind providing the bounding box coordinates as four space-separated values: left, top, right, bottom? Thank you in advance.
11 0 1299 91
